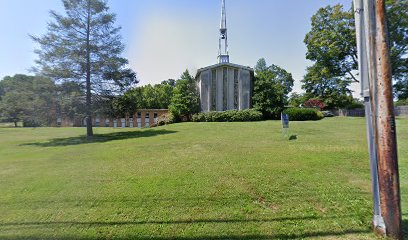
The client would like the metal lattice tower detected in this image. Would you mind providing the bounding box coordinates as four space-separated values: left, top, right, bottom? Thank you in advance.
218 0 229 63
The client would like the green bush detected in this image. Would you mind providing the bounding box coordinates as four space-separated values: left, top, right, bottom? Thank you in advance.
395 99 408 106
346 102 364 109
283 108 324 121
191 113 206 122
192 109 263 122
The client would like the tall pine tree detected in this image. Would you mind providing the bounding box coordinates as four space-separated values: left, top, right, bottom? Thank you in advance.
32 0 137 138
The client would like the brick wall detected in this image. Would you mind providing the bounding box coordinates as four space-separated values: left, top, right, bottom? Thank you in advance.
57 109 169 128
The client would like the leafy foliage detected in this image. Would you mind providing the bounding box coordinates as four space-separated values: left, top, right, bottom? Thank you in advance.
288 92 308 108
386 0 408 99
345 99 364 109
304 4 357 82
395 99 408 107
141 83 174 110
283 108 324 121
0 75 57 126
303 1 408 103
56 81 86 120
394 77 408 100
169 70 200 121
105 81 175 118
156 113 175 126
303 99 326 110
302 63 354 109
252 58 294 119
192 109 263 122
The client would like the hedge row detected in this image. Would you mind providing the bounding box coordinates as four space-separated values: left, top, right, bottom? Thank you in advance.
192 109 263 122
283 108 324 121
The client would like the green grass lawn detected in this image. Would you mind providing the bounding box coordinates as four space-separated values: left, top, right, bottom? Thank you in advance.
0 117 407 239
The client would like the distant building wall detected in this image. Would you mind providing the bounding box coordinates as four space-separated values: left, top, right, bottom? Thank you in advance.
395 106 408 116
197 63 253 112
57 109 169 128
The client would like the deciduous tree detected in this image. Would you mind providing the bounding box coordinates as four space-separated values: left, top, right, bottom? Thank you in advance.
303 1 408 102
169 70 200 121
252 58 294 119
0 75 57 127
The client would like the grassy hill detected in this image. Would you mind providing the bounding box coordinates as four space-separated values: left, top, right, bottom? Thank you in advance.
0 117 407 239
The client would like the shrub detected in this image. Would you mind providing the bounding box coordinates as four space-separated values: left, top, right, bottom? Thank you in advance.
395 99 408 106
283 108 324 121
303 99 326 110
23 119 39 127
157 113 175 126
191 113 206 122
192 109 263 122
346 101 364 109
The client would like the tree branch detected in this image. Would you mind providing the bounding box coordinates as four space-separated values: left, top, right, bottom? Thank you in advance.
348 71 359 83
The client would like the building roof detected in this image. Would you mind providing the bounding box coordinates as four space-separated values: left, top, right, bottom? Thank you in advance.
195 62 254 78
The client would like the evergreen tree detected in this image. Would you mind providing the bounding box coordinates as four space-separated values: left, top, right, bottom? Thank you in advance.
32 0 137 138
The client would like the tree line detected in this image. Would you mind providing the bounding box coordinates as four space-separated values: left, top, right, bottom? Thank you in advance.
0 0 406 131
0 63 294 126
301 0 407 108
0 74 85 127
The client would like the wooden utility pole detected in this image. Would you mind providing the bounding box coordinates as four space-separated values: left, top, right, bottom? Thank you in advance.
359 0 402 238
374 0 402 238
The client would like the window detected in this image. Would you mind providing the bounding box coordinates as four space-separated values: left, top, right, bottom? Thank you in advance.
137 112 141 118
223 67 227 110
145 113 150 128
234 69 239 109
154 113 158 119
211 70 216 111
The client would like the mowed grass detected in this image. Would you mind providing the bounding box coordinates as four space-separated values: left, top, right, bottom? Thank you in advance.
0 117 407 239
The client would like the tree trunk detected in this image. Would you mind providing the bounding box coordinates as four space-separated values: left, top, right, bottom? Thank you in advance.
86 0 93 139
14 121 17 127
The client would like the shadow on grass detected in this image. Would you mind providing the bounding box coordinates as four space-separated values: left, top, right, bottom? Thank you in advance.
20 129 177 147
289 135 297 140
0 216 371 239
403 219 408 238
0 214 356 227
0 231 371 240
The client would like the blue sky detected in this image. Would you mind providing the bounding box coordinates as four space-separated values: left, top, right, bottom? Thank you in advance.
0 0 354 94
